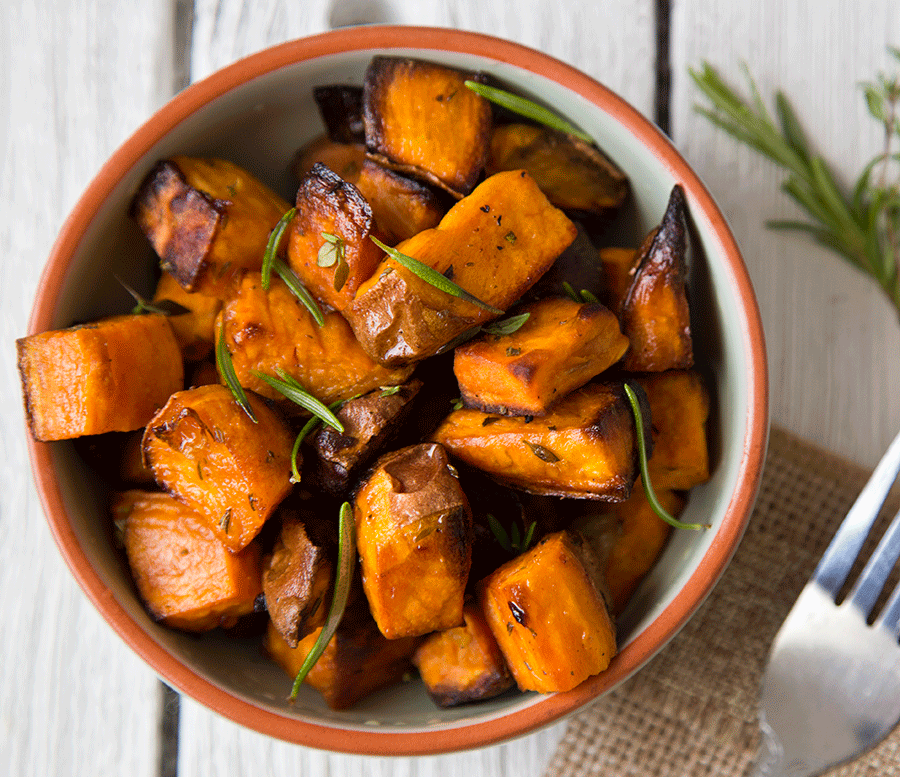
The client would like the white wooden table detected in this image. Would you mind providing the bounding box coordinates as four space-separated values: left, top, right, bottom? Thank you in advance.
3 1 899 774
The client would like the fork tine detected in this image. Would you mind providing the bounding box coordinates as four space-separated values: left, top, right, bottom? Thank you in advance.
848 507 900 618
875 561 900 637
814 429 900 598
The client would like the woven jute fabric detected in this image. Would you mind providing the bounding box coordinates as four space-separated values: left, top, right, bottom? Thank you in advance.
545 426 900 777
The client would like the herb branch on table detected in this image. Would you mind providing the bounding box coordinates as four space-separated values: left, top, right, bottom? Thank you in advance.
691 50 900 318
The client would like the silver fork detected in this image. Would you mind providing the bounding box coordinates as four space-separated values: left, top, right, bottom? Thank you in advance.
752 430 900 776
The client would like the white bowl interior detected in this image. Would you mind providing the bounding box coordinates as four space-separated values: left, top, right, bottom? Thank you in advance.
47 45 754 732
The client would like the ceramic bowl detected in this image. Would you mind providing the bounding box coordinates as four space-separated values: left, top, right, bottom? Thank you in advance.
25 26 768 755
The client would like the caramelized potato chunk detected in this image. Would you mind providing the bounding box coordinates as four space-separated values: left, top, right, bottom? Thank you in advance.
604 488 683 614
454 297 629 415
413 604 514 707
17 314 183 442
636 370 711 490
262 513 333 648
363 57 492 197
355 443 473 638
354 159 447 245
598 247 639 314
432 382 647 500
217 272 413 408
142 384 294 552
313 85 365 144
346 170 577 366
311 380 422 496
292 135 367 182
487 124 628 217
152 271 222 361
286 163 385 312
480 530 616 693
621 185 694 371
265 612 421 710
114 490 262 632
132 156 291 297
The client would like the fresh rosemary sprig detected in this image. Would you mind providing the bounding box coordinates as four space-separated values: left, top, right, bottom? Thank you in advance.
463 80 593 144
116 277 189 317
691 55 900 318
290 502 355 701
271 257 325 327
370 236 504 315
261 208 296 290
487 513 537 555
623 382 709 531
252 369 344 433
561 282 599 305
288 397 348 484
216 329 258 423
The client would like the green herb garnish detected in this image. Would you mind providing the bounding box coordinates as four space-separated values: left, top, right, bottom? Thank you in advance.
252 369 344 433
482 312 530 337
290 502 356 700
216 330 257 423
287 397 348 484
464 80 593 144
318 232 351 293
370 236 504 315
271 257 325 327
487 513 538 555
691 56 900 318
380 385 402 397
561 281 600 305
117 277 189 317
261 208 296 290
624 382 709 530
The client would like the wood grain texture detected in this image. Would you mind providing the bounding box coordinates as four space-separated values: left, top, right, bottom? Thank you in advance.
0 1 178 775
671 0 900 469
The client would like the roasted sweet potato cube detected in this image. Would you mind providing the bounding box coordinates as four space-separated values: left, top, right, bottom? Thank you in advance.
521 224 605 304
598 247 639 313
480 529 617 693
114 490 262 632
621 185 694 371
292 135 367 182
311 380 422 496
413 604 514 707
354 443 473 638
363 56 492 197
286 163 385 312
142 384 294 552
432 382 648 500
604 488 683 614
354 159 447 245
313 85 365 144
636 370 710 489
487 124 628 217
151 271 222 361
17 314 183 442
131 156 291 297
346 170 577 366
264 611 421 710
262 513 333 648
454 297 629 416
217 272 412 408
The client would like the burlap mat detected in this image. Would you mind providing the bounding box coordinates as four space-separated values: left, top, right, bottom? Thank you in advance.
545 426 900 777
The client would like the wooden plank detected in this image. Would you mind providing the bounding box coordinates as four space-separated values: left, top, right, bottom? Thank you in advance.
179 1 654 773
671 0 900 468
0 0 179 775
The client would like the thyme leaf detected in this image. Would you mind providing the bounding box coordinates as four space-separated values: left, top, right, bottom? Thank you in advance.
524 440 560 463
261 208 296 290
290 502 355 700
464 80 593 144
216 330 258 423
624 382 709 530
370 236 504 315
